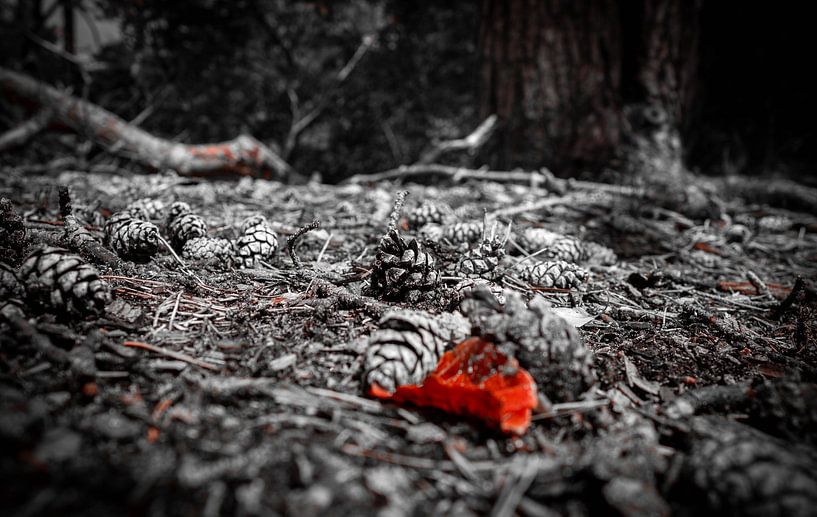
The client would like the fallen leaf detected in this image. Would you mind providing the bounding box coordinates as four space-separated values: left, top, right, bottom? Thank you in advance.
551 307 596 328
623 355 660 395
370 337 538 434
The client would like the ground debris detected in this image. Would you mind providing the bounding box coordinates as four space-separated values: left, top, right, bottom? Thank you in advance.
1 169 816 515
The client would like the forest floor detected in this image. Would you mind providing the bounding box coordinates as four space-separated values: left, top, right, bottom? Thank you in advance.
1 165 817 516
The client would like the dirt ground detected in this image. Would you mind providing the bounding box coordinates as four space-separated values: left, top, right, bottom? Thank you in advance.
1 167 817 516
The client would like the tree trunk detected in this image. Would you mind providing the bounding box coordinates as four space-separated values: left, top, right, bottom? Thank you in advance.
480 0 701 177
624 0 701 179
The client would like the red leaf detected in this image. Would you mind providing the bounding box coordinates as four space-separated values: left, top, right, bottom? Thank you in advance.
370 337 538 435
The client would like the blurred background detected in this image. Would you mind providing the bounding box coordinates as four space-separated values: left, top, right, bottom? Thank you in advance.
1 0 815 183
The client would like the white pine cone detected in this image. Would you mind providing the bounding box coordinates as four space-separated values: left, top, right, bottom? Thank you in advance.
18 246 111 315
166 202 207 249
126 205 151 221
167 201 192 221
105 212 160 260
518 228 616 266
442 221 483 245
408 203 450 230
757 215 792 233
126 198 165 221
457 240 506 280
517 228 583 262
182 237 235 264
363 310 470 392
417 223 444 242
582 241 617 266
371 230 438 299
235 215 278 268
518 260 589 289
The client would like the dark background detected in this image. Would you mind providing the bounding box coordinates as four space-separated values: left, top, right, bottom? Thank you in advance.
1 0 815 183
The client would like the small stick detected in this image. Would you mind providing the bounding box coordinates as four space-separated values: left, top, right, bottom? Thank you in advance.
772 276 805 319
387 190 408 233
287 219 320 269
745 270 769 297
57 185 73 218
156 235 216 293
316 232 333 263
123 340 220 371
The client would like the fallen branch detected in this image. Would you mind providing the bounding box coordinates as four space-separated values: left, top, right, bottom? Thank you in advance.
344 162 643 198
0 67 293 179
0 109 53 152
343 163 547 185
418 114 498 164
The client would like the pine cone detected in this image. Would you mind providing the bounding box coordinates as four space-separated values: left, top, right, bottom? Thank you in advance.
408 203 450 230
168 201 192 221
677 416 817 516
371 229 438 300
105 212 160 260
18 246 111 315
363 310 470 393
457 238 507 280
235 215 278 268
517 228 584 262
463 289 595 401
182 237 235 264
518 260 589 289
757 215 792 233
166 202 207 249
417 223 444 242
442 221 483 245
582 241 617 266
126 198 165 221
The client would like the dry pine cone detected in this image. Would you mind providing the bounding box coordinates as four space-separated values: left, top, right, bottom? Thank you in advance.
166 202 207 249
518 260 589 289
408 203 450 230
126 198 165 221
182 237 235 264
463 288 595 401
363 310 470 392
371 229 438 299
105 211 160 260
17 247 111 315
235 215 278 268
678 416 817 516
443 221 484 245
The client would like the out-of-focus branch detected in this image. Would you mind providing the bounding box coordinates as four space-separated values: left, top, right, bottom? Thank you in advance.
282 35 376 159
418 114 498 164
0 67 293 179
0 109 53 152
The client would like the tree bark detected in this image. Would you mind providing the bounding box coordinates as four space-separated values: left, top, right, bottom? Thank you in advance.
0 67 293 179
480 0 702 177
480 0 623 171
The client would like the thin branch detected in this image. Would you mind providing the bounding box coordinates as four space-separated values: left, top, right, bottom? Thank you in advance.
282 34 376 159
287 220 321 269
418 114 498 164
0 108 53 152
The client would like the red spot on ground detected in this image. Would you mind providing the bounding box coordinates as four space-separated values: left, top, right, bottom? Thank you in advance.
370 337 538 435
